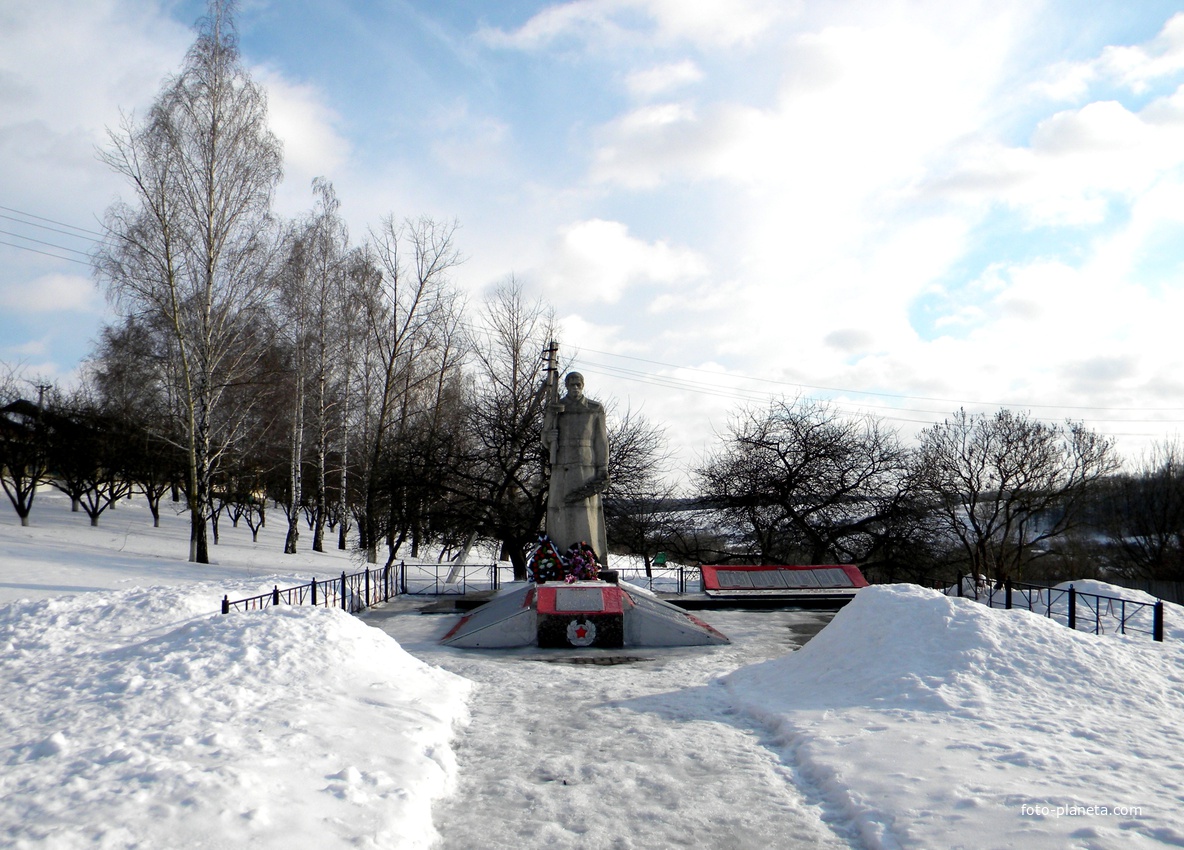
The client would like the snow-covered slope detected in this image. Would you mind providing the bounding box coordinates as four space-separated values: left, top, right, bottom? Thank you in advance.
724 584 1184 849
1 582 470 849
6 489 1184 848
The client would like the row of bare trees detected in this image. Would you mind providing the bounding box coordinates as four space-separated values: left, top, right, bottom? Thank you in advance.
78 2 600 573
691 397 1184 584
691 400 1127 587
7 347 1184 582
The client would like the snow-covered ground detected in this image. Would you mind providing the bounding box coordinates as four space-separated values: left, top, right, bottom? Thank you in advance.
0 489 363 604
3 489 1184 848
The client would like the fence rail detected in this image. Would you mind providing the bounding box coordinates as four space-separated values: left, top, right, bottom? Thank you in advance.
616 565 700 594
222 563 1167 643
221 562 501 615
946 576 1165 642
221 562 703 617
399 562 502 596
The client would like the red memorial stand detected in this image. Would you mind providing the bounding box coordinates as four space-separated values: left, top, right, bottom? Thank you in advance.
535 584 625 648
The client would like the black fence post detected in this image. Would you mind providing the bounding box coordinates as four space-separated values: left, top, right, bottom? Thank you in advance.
1005 579 1012 610
1068 585 1076 631
956 573 963 597
383 565 390 601
1154 601 1164 642
221 595 229 614
312 578 318 606
365 568 371 608
400 561 407 595
341 571 347 611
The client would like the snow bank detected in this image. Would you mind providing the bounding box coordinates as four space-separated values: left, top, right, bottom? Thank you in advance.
723 584 1184 850
0 582 471 849
1054 578 1161 605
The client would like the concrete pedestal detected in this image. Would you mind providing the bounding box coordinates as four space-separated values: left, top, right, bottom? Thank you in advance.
441 581 729 649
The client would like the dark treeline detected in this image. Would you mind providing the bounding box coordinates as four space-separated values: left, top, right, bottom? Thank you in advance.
689 399 1145 586
599 397 1180 586
9 372 1184 586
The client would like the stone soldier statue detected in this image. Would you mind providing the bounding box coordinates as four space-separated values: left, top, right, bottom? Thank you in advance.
542 371 610 562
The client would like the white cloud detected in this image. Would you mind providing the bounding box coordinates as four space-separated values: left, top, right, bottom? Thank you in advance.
479 1 614 50
639 0 783 48
0 1 190 213
0 273 100 313
1032 100 1146 155
4 338 48 358
480 0 783 50
0 2 348 221
590 8 1032 197
425 101 510 177
625 60 704 98
256 69 351 214
1038 13 1184 100
590 100 770 189
1096 12 1184 93
930 89 1184 226
538 219 708 304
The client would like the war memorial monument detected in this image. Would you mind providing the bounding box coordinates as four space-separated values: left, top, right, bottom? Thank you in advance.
442 360 729 649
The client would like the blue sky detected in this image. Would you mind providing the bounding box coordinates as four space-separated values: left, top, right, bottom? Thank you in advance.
6 0 1184 470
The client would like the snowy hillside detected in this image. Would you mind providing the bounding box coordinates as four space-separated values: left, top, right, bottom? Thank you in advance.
0 491 472 848
725 585 1184 849
4 490 1184 848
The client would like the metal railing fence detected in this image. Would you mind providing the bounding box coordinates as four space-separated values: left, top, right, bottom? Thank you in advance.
616 565 700 594
947 576 1164 642
221 562 501 615
399 562 503 596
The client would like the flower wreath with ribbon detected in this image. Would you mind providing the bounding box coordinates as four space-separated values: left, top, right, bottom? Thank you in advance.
527 534 600 583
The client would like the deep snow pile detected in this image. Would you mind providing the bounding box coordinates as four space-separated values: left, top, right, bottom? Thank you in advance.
0 582 471 849
724 584 1184 850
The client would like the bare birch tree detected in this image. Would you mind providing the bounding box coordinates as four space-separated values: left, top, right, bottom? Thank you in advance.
274 178 353 554
355 216 463 563
94 1 282 563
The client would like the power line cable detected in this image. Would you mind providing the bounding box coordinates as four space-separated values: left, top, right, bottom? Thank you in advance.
0 229 92 258
575 357 1184 439
0 204 104 238
583 358 1184 425
0 239 91 266
316 295 1184 437
0 212 101 244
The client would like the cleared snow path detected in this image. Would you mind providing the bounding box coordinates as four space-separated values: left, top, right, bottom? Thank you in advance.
365 601 859 849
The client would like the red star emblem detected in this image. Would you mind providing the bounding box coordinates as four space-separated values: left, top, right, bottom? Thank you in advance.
574 625 588 639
